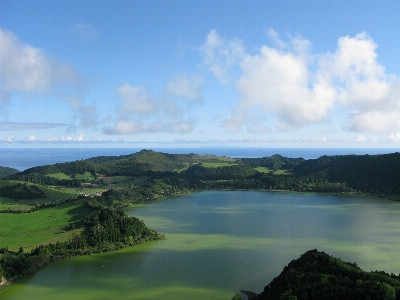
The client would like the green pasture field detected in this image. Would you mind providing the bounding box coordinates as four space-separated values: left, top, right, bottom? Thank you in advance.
0 199 90 251
274 169 292 175
46 172 94 180
46 172 71 180
195 154 236 162
75 172 95 180
0 182 80 211
108 176 135 188
0 180 18 188
201 162 237 168
255 167 273 173
254 167 292 175
176 166 190 173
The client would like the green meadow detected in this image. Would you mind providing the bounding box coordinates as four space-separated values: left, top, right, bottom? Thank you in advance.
0 199 90 251
0 182 79 211
255 167 291 175
46 172 95 180
201 162 237 168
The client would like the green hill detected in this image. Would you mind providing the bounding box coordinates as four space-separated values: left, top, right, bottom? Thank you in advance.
251 249 400 300
0 166 19 178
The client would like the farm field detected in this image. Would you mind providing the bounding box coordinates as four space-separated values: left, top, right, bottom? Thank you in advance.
201 162 237 168
0 199 90 251
0 183 79 211
255 167 292 175
46 172 95 180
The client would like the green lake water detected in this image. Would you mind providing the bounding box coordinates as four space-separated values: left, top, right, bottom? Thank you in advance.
2 191 400 299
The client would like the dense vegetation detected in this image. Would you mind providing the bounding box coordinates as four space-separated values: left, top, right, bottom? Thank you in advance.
249 249 400 300
6 150 400 197
185 164 257 180
241 154 305 171
0 166 19 178
0 183 46 200
87 149 195 176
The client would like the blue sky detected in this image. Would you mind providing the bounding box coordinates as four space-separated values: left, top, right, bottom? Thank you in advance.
1 0 400 148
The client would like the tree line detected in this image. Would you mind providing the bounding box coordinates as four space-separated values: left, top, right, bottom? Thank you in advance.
0 183 46 200
0 204 162 283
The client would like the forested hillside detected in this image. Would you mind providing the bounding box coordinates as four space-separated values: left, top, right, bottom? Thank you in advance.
250 249 400 300
88 149 195 176
0 166 19 178
291 153 400 195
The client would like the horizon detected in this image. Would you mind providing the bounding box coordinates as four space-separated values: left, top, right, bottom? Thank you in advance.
1 1 400 148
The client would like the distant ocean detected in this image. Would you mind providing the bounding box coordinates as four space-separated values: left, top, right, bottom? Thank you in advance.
0 147 399 171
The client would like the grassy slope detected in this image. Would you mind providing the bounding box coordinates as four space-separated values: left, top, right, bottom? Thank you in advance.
0 199 90 250
46 172 94 180
0 181 79 211
201 162 238 168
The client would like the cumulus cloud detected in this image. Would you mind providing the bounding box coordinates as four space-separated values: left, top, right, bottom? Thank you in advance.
388 133 400 143
103 82 197 135
355 135 367 143
200 29 245 84
266 28 286 49
0 28 79 92
0 28 97 127
234 44 335 131
201 29 400 134
1 134 15 142
319 32 400 133
117 84 158 115
45 133 85 142
166 73 204 103
64 96 98 127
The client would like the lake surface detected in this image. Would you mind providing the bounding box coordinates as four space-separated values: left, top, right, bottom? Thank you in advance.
2 191 400 299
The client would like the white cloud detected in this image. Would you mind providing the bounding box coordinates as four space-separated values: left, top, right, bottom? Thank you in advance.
117 84 158 115
0 28 78 92
319 32 400 133
355 135 367 143
46 133 85 142
388 133 400 143
27 135 36 141
0 28 97 128
1 134 15 142
200 29 245 84
166 73 204 103
104 82 197 135
201 30 400 134
64 96 98 127
233 41 335 130
266 28 286 49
